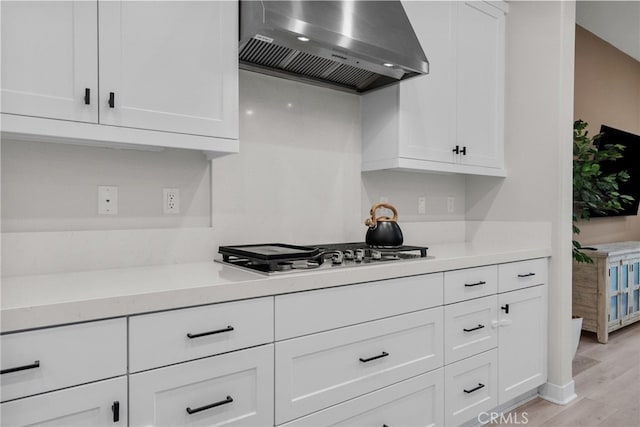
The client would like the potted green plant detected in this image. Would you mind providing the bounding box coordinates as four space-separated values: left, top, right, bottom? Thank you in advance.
572 119 633 357
572 119 633 263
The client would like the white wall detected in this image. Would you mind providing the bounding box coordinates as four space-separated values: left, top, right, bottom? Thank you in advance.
467 1 576 403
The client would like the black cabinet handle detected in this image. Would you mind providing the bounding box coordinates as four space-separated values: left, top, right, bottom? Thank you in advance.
112 401 120 423
1 360 40 375
460 146 467 155
501 304 510 314
452 145 460 154
359 351 389 363
464 383 485 394
108 92 115 108
464 281 486 287
463 324 485 332
186 396 233 415
518 272 536 278
383 425 390 427
84 88 91 105
187 325 234 339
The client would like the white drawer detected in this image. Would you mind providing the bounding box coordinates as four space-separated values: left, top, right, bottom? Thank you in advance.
444 349 498 427
130 344 274 427
275 273 443 340
275 308 443 424
498 258 548 293
1 318 126 402
129 297 273 372
444 295 498 364
281 369 444 427
444 265 498 304
1 376 127 427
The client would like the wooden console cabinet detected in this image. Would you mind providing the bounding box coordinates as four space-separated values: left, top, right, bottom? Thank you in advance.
573 241 640 343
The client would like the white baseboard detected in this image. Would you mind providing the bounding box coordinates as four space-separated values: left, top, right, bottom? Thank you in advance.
538 380 577 405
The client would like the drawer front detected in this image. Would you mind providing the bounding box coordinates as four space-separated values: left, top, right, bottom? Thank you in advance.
282 369 444 427
444 295 498 364
1 318 126 402
129 297 273 372
1 376 127 427
499 258 548 293
130 344 274 427
275 308 443 424
444 265 498 304
276 273 443 340
444 349 498 427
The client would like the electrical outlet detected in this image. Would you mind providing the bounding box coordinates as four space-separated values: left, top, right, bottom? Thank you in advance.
418 197 426 214
98 186 118 215
447 197 455 213
163 188 180 214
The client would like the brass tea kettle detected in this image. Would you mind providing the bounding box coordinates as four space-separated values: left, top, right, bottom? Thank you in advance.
364 203 404 248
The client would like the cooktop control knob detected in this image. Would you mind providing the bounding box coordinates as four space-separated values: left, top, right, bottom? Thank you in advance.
332 251 344 265
355 249 365 262
343 250 354 260
371 250 382 260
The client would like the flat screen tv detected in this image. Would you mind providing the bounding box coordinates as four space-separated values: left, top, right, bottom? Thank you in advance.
592 124 640 217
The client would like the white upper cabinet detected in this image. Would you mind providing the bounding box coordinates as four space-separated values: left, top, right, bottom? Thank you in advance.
361 1 507 177
0 1 98 123
98 1 238 139
1 0 238 157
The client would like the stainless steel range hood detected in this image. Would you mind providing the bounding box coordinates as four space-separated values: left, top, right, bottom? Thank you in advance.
239 1 429 94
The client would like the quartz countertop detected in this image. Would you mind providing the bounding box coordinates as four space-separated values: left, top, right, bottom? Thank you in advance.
1 242 551 332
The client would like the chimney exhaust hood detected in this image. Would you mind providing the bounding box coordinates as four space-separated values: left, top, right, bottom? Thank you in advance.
239 1 429 94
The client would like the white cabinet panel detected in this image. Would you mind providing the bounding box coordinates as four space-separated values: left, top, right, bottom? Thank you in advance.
98 0 238 138
1 376 127 427
275 308 443 424
129 297 273 372
498 285 547 404
282 369 445 427
444 349 498 427
275 273 443 340
444 295 498 364
444 265 498 304
1 0 98 122
498 258 548 293
1 318 126 402
130 345 274 427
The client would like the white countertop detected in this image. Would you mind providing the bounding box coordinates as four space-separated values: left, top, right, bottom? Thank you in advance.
1 242 551 333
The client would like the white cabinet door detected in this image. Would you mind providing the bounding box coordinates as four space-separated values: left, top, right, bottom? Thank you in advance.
130 345 274 427
98 0 238 139
398 1 456 164
1 377 127 427
1 0 98 123
456 1 505 169
498 285 547 404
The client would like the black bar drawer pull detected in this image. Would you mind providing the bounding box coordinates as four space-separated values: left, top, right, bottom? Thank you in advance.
464 383 485 394
108 92 115 108
112 401 120 423
463 324 485 332
359 351 389 363
187 325 234 339
501 304 510 314
464 281 486 287
460 146 467 155
84 88 90 105
452 145 460 154
186 396 233 415
518 272 536 278
1 360 40 375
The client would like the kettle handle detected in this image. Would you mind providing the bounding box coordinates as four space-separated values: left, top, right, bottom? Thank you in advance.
365 203 399 227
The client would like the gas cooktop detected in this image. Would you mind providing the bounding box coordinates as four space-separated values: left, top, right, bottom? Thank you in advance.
218 242 430 275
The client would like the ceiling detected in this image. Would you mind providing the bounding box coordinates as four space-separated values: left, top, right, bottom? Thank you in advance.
576 1 640 62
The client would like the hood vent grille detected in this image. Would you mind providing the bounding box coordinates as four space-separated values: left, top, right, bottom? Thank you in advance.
240 38 378 92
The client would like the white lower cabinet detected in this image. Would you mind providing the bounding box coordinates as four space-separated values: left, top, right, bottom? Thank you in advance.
1 376 127 427
129 344 274 427
498 285 547 404
444 349 498 427
281 369 444 427
275 308 443 425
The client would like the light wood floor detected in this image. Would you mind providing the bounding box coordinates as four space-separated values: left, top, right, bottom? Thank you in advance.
501 321 640 426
